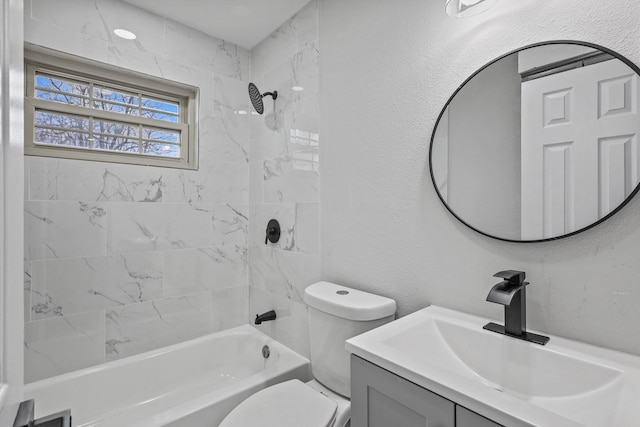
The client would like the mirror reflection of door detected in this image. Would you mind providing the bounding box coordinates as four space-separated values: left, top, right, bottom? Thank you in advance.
430 42 640 242
521 50 640 240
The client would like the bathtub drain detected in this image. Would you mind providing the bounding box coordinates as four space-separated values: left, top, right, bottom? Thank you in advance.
262 345 270 359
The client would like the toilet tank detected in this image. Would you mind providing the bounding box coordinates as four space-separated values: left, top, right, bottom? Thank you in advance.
303 282 396 398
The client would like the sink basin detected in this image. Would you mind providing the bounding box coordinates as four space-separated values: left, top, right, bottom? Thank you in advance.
346 306 640 427
385 317 622 399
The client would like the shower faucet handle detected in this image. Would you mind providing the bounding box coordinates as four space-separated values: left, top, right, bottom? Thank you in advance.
265 219 281 245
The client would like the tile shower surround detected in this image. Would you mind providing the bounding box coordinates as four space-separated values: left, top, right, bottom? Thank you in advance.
248 0 320 360
23 0 251 383
23 0 321 383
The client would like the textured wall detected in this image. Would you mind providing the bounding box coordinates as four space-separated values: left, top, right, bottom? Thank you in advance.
23 0 250 382
248 0 320 358
320 0 640 355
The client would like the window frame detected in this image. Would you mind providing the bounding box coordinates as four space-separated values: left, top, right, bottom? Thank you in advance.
24 44 199 170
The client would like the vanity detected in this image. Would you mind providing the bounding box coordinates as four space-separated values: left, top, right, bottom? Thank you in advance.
346 306 640 427
351 354 500 427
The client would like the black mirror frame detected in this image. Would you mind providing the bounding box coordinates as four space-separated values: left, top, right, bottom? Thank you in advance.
429 40 640 243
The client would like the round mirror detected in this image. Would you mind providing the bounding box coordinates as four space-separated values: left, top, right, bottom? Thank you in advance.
429 41 640 242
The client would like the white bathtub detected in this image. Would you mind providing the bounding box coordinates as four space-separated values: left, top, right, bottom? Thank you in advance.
24 325 310 427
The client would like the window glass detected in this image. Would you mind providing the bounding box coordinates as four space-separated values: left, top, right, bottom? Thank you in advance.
25 47 197 169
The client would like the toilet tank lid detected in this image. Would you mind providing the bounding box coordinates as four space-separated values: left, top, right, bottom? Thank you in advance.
304 282 396 321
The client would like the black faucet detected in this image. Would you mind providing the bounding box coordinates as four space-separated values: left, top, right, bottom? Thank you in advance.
254 310 276 325
483 270 549 345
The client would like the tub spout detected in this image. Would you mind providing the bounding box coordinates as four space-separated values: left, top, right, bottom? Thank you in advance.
254 310 276 325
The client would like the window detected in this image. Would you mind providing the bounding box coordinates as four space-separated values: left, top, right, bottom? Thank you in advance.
24 45 198 169
290 128 319 171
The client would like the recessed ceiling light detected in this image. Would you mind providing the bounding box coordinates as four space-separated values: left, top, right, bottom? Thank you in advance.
114 29 137 40
236 110 248 115
292 86 304 92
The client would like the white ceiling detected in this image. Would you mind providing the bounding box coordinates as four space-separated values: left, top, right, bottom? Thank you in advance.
123 0 311 50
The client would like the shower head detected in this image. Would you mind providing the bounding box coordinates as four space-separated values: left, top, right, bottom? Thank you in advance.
248 82 277 115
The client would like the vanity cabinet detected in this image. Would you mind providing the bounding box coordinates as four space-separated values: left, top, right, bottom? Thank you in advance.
351 355 502 427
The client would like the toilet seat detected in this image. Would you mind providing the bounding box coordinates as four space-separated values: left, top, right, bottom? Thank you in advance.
219 379 338 427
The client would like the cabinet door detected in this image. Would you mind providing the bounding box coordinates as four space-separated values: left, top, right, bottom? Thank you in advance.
351 355 455 427
456 406 503 427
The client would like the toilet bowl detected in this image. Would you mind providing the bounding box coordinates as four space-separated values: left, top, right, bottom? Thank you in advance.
219 282 396 427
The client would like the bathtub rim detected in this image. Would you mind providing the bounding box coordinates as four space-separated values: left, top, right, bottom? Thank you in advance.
24 324 307 391
24 324 311 426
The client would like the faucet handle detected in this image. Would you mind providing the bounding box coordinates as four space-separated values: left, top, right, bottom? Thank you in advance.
265 219 281 245
493 270 525 284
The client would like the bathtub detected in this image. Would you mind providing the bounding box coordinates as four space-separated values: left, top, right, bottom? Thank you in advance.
24 325 310 427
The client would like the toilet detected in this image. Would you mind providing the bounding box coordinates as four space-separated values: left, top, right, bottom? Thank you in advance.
220 281 396 427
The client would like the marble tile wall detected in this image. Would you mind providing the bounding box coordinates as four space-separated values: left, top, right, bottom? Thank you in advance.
248 0 320 358
23 0 250 383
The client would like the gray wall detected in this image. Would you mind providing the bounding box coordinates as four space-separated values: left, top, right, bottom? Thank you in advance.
320 0 640 355
447 54 521 239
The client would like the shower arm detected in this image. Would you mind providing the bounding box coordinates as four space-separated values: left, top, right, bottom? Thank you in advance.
262 90 278 100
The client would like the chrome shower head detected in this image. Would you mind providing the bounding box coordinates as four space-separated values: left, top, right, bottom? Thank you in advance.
248 82 277 115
